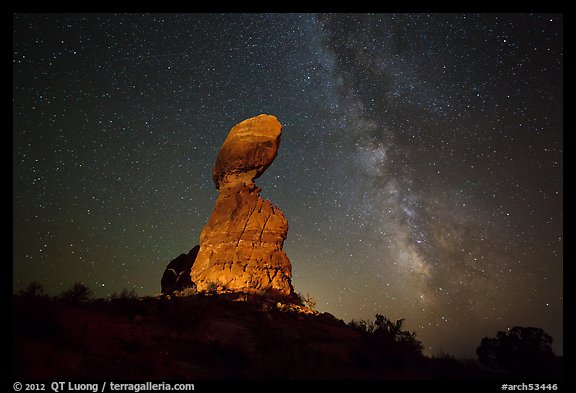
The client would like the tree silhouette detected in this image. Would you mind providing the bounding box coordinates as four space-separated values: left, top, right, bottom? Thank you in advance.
372 314 423 355
349 314 423 356
60 282 93 302
110 288 138 301
477 326 559 377
19 281 45 297
297 292 317 309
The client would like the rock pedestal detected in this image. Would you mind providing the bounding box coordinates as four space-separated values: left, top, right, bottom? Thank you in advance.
190 114 295 299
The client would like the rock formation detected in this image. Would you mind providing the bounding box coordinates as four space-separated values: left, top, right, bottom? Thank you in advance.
161 245 199 294
190 114 295 300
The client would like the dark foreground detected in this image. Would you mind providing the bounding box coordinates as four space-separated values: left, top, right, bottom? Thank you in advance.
12 294 560 380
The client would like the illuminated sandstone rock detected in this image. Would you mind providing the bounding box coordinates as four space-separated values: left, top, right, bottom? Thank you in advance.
190 114 295 299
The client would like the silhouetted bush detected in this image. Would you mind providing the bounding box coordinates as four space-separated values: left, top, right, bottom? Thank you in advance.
375 314 423 355
431 349 457 362
19 281 46 297
110 288 139 301
205 281 218 295
348 313 423 357
173 287 197 297
60 282 93 302
297 292 317 309
348 319 372 333
476 326 561 378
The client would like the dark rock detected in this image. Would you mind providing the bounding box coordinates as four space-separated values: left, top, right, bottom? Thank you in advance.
161 245 199 294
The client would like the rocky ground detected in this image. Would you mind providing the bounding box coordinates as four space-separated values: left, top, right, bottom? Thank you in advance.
12 293 500 380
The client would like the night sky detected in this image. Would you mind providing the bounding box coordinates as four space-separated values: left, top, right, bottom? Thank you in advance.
13 13 563 358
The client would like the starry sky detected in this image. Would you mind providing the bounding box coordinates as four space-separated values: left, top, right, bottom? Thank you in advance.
13 13 563 358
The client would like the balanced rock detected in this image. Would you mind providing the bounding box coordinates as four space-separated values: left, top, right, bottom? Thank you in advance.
161 245 199 294
190 114 295 300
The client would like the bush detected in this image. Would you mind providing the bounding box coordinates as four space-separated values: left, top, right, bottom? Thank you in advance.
431 349 457 361
373 314 423 355
348 319 373 334
110 288 139 301
205 281 218 295
173 287 197 297
348 313 423 356
297 292 317 309
476 326 559 377
19 281 45 297
60 282 93 302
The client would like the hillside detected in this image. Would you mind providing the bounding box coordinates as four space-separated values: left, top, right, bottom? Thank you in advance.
13 293 499 380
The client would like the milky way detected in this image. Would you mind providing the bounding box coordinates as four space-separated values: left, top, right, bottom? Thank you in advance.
13 13 563 357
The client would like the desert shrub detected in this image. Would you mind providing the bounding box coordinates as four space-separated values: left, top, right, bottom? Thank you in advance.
60 282 93 302
303 293 317 309
431 349 457 362
348 313 423 357
373 315 423 355
173 287 197 297
205 281 218 295
348 319 373 334
108 288 143 317
477 326 560 377
296 292 317 309
19 281 45 297
110 288 139 301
